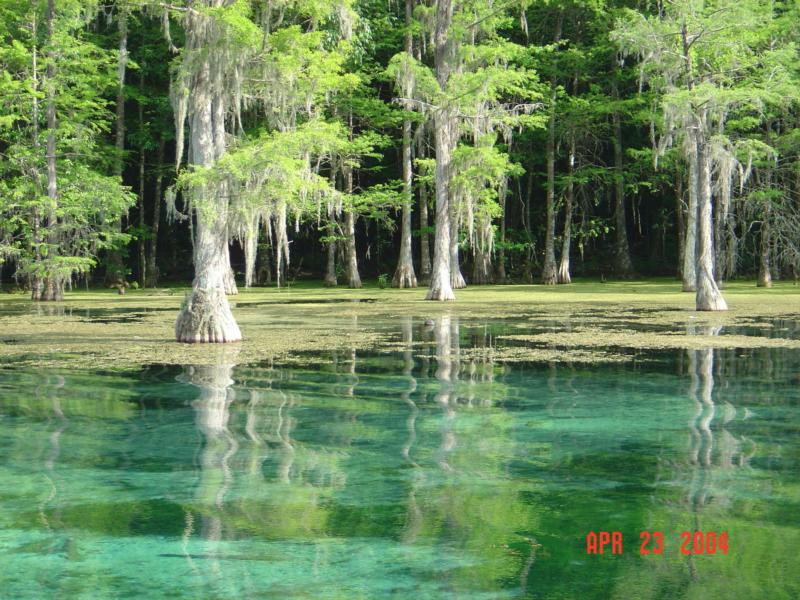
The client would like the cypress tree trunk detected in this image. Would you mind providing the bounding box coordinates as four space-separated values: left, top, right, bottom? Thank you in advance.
393 116 417 288
115 6 127 178
136 77 146 288
425 0 455 301
540 89 558 285
392 0 417 289
675 167 685 280
682 153 698 292
694 123 727 312
419 183 432 283
35 0 62 301
137 147 146 288
344 169 361 289
449 208 466 288
495 194 507 282
105 4 128 284
174 23 241 343
611 97 634 277
147 137 164 287
557 140 575 284
222 239 238 295
757 190 772 288
30 0 43 297
472 250 493 284
472 218 493 284
758 126 773 288
324 236 337 287
540 13 562 286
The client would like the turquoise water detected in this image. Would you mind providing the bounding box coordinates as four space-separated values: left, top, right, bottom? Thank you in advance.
1 315 799 598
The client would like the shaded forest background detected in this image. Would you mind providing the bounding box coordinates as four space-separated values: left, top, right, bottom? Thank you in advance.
1 0 798 294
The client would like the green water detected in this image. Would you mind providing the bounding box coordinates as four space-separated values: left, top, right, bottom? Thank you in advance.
1 315 799 599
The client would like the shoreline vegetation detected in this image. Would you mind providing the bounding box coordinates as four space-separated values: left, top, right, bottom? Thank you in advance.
1 279 797 370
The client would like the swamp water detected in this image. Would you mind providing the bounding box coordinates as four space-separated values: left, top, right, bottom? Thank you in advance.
0 302 799 598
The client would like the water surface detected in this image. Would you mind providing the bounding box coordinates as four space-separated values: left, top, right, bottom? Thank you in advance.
0 313 798 598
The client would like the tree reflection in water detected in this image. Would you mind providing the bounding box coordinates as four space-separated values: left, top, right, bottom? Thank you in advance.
179 357 239 580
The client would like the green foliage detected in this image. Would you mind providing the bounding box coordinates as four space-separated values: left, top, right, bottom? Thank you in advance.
0 0 135 287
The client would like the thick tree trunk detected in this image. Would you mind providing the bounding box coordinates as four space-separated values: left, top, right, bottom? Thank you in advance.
695 127 727 312
541 90 558 285
392 0 417 289
176 206 242 342
557 140 575 284
449 208 466 289
682 152 698 292
147 137 164 287
175 41 241 343
611 103 634 277
426 111 456 300
472 248 493 284
425 0 455 301
393 120 417 287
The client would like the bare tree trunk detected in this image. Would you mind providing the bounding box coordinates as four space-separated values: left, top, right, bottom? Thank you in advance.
419 184 432 283
222 239 238 295
675 167 685 280
682 153 698 292
105 4 128 284
541 88 558 285
174 36 241 343
758 127 773 288
757 192 772 288
273 204 289 287
695 122 727 312
393 0 417 289
137 147 146 288
611 92 634 277
449 208 466 288
419 180 432 283
147 137 164 287
541 13 562 286
472 249 493 284
324 236 337 287
137 74 146 288
393 118 417 287
115 6 127 177
344 169 361 288
557 137 575 284
425 0 456 301
472 218 493 284
495 193 507 282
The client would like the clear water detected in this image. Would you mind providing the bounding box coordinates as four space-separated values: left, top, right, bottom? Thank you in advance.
1 314 799 598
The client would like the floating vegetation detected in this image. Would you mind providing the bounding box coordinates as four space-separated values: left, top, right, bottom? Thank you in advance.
0 281 797 370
